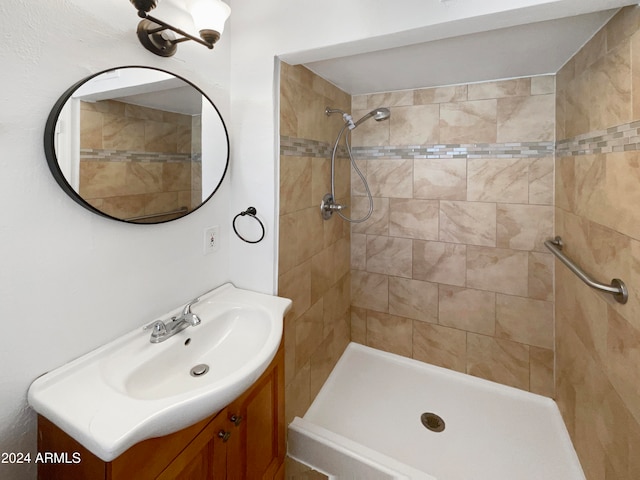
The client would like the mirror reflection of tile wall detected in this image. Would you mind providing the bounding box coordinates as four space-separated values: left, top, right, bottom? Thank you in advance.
79 100 197 221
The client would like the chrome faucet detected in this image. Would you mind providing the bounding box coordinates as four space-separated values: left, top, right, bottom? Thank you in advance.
144 297 202 343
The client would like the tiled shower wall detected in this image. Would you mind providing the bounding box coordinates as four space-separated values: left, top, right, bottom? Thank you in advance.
555 6 640 479
349 77 556 395
79 99 199 220
278 62 351 478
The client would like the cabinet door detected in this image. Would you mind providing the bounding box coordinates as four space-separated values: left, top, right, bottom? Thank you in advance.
156 408 231 480
226 347 285 479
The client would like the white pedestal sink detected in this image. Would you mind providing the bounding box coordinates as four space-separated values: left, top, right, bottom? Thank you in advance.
28 283 291 461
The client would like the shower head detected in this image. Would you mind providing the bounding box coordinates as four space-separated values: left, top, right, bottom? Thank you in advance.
353 107 391 128
325 106 391 130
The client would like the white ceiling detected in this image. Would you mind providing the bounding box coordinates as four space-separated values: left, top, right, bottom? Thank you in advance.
303 9 618 95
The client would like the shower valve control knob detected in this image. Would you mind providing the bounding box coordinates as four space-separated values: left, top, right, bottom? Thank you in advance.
320 193 347 219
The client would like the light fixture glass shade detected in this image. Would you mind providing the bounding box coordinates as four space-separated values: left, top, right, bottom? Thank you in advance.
189 0 231 36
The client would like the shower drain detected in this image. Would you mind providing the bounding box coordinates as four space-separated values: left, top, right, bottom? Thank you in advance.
421 412 445 432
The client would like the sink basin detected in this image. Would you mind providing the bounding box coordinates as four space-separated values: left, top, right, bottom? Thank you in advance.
28 283 291 462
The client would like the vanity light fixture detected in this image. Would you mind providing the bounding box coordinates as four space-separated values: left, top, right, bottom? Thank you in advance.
130 0 230 57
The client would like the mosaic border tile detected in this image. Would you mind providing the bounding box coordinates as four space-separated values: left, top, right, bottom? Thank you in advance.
557 120 640 156
81 148 194 163
280 136 347 158
280 136 553 159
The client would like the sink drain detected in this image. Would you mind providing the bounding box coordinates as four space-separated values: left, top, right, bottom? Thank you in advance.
190 364 209 377
421 412 445 432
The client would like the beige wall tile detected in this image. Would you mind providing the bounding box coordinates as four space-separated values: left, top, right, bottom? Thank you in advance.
467 246 528 296
297 207 325 263
280 66 352 471
323 279 351 337
467 334 530 390
362 90 414 108
311 247 335 304
350 109 390 147
366 311 413 357
497 204 554 252
413 240 467 286
467 158 529 203
438 285 496 335
389 198 439 240
528 252 554 302
366 235 413 277
295 300 325 373
389 104 439 145
351 233 367 270
565 72 591 138
607 306 640 425
351 307 367 344
529 157 554 205
285 361 311 431
440 201 497 247
496 294 554 349
555 156 575 213
351 270 388 312
280 156 312 214
632 29 640 120
440 99 497 143
279 260 312 321
577 152 640 242
367 159 413 198
414 158 467 200
144 121 178 153
351 196 389 235
413 322 466 372
575 28 607 74
497 94 555 142
607 6 640 53
161 162 191 191
468 78 531 100
589 41 632 131
312 157 331 207
79 161 128 198
414 85 467 104
79 109 103 149
389 277 438 323
530 347 555 397
102 114 144 151
531 75 555 95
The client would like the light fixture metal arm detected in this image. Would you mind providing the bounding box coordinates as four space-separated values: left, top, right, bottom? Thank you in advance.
139 11 214 49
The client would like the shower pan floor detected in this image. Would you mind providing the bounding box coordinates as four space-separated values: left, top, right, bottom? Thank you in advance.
288 343 585 480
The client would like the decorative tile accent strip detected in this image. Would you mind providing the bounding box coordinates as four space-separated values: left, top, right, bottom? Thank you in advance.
353 142 554 159
557 120 640 156
280 136 553 159
81 148 194 163
280 136 346 158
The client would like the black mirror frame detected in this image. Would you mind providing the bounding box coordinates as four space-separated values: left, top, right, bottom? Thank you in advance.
44 65 230 224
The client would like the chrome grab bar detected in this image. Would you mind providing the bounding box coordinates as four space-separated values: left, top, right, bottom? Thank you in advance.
544 236 628 304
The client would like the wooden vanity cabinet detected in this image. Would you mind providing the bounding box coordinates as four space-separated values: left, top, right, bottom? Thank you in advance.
37 346 284 480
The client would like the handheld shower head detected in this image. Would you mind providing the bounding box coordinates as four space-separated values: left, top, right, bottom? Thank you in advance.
353 107 391 128
326 106 391 130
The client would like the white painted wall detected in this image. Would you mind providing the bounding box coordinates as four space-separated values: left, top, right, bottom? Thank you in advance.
0 1 231 478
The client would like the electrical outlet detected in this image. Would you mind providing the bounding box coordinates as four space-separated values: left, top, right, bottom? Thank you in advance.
204 226 220 254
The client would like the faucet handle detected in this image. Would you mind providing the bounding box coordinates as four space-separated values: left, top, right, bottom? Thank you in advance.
143 319 166 333
182 297 201 315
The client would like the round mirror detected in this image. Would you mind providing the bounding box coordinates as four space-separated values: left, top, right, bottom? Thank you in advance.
44 66 229 223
